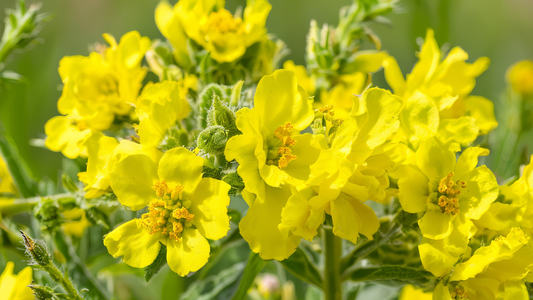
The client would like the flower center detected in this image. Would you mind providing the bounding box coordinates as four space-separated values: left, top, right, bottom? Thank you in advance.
450 287 468 300
265 122 297 169
436 172 466 215
138 180 195 241
203 9 242 35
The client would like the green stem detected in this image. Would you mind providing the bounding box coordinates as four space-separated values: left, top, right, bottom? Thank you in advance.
323 227 342 300
214 153 227 169
0 193 75 216
43 263 84 300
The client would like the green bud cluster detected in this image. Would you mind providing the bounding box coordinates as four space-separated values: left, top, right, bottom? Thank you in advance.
306 0 396 93
0 0 51 84
197 93 242 156
34 198 61 233
197 125 227 155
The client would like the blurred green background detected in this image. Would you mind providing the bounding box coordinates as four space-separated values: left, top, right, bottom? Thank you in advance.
0 0 532 182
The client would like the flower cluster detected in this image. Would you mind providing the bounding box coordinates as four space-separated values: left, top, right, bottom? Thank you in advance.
2 0 530 299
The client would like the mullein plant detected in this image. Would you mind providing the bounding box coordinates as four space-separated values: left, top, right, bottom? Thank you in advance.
3 0 533 300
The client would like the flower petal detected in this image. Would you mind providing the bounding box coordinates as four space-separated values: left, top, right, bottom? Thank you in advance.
254 69 314 132
396 165 430 213
167 228 210 277
459 166 499 220
190 178 231 240
239 185 301 260
110 154 158 210
104 219 163 268
416 137 456 181
418 210 454 240
158 147 203 195
330 194 379 243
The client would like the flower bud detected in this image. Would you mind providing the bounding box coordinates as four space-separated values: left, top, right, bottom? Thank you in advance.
507 60 533 96
197 125 228 155
20 230 51 267
29 284 56 300
206 97 241 137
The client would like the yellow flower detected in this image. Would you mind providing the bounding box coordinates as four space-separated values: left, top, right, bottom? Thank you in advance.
0 262 33 300
397 138 499 276
44 111 92 159
383 29 496 146
57 31 150 129
474 154 533 235
45 31 150 159
432 228 533 300
104 147 230 276
225 70 319 260
282 88 402 243
135 80 191 147
77 132 119 198
78 133 164 199
156 0 271 64
507 60 533 96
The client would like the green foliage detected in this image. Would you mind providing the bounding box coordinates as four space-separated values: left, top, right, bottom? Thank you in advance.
145 244 167 282
222 172 245 196
0 0 51 84
229 252 266 300
0 122 38 197
348 266 434 287
280 246 323 288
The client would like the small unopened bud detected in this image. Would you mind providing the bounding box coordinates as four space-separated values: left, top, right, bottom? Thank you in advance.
206 97 240 137
20 231 51 266
197 126 228 155
29 283 56 300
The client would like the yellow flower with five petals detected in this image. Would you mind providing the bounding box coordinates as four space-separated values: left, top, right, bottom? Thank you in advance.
104 147 230 276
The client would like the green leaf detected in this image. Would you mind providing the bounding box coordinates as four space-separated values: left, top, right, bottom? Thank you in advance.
229 252 266 300
280 246 323 288
0 122 39 197
348 265 434 286
145 243 167 282
180 262 245 300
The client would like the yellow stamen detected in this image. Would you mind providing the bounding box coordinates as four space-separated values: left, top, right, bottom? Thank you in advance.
318 105 335 116
438 195 460 215
450 287 468 300
203 9 242 34
274 122 296 146
436 172 465 215
277 146 297 169
138 181 195 241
